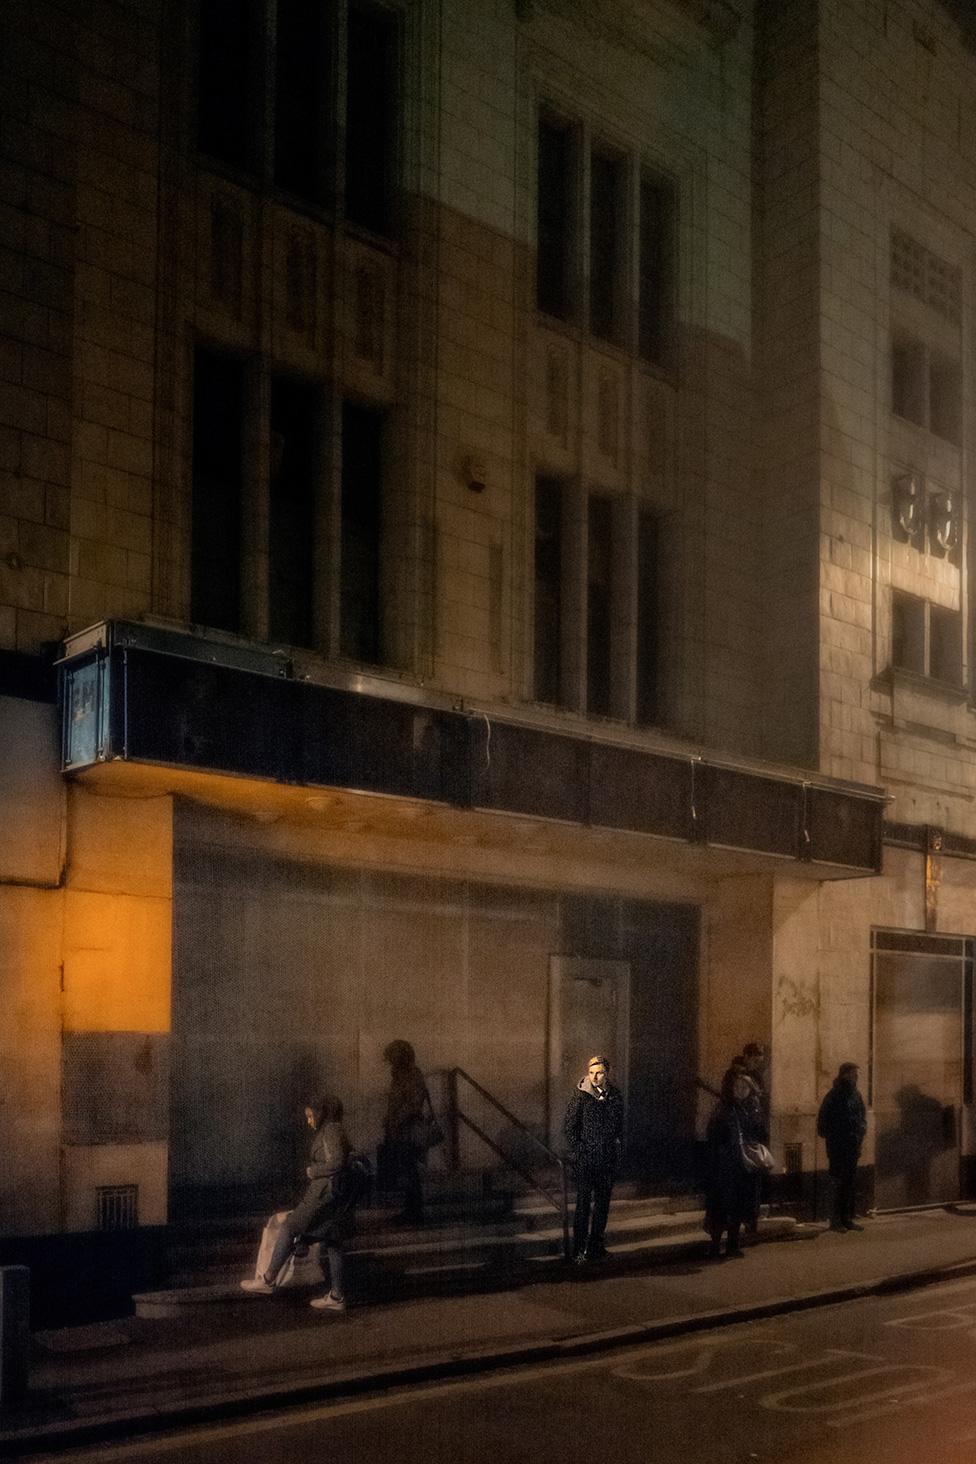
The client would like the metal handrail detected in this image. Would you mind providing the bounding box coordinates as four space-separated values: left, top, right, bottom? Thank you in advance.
447 1067 571 1260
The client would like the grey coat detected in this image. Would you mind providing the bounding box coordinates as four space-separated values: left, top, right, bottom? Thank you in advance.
288 1121 351 1237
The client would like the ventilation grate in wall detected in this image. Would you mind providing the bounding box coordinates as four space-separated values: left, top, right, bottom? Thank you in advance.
97 1185 139 1232
891 230 961 326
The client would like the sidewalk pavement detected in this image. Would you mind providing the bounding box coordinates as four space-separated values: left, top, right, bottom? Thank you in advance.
4 1206 976 1456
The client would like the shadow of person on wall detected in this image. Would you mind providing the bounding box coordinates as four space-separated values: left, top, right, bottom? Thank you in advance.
877 1084 949 1205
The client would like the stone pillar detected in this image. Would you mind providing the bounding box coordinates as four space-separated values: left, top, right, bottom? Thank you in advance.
60 786 173 1231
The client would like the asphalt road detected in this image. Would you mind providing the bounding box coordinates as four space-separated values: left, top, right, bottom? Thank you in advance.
31 1275 976 1464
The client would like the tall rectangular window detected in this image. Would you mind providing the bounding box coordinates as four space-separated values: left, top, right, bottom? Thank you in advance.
586 495 613 716
346 4 398 235
639 172 675 365
191 350 244 633
590 149 624 343
891 335 928 426
268 378 318 648
929 605 962 684
198 0 255 170
636 509 659 725
340 401 385 663
534 477 563 704
537 117 576 321
929 354 962 446
891 591 925 675
274 0 331 200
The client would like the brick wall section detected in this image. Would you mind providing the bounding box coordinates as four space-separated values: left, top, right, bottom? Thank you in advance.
66 0 159 631
817 0 976 830
0 0 159 654
0 1 77 652
754 0 822 769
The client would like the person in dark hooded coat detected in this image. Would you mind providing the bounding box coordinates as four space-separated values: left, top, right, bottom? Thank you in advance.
383 1039 429 1225
817 1062 867 1232
704 1070 764 1258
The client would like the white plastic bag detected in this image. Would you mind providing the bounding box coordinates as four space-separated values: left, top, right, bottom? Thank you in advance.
254 1211 325 1288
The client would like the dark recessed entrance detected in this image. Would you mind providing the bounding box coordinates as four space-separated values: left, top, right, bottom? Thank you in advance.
871 930 975 1209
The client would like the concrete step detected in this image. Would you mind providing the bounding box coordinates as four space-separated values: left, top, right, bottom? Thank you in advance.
134 1205 804 1318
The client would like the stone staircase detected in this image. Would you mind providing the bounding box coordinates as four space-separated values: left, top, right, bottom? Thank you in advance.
133 1174 807 1319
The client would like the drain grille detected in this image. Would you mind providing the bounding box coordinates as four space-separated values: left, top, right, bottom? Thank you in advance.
97 1184 139 1231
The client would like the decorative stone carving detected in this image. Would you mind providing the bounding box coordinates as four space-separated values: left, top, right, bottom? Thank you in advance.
892 472 921 539
929 491 959 553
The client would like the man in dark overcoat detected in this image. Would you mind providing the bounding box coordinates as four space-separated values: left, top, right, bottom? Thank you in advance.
817 1062 867 1232
564 1055 624 1262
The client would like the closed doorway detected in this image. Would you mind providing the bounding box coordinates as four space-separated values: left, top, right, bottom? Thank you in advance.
547 956 630 1152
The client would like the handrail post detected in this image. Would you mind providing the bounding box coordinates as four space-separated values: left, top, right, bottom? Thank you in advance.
447 1067 460 1171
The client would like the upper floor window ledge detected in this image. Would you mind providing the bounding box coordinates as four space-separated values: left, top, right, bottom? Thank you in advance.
887 664 969 702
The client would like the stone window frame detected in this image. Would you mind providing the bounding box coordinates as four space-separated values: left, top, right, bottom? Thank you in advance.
533 101 678 371
889 230 963 449
890 587 965 691
187 341 400 671
886 223 970 705
187 0 404 242
530 473 661 726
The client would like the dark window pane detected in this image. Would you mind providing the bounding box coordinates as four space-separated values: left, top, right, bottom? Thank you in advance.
269 378 318 648
636 509 659 725
892 591 924 674
891 335 927 425
274 0 331 200
590 150 623 342
198 0 254 169
929 354 961 445
930 606 961 684
537 117 575 320
534 477 563 704
587 495 612 717
346 4 397 235
340 401 385 663
192 350 243 633
639 173 675 365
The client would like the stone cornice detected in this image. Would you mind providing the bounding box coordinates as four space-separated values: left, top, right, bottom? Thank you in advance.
517 0 743 49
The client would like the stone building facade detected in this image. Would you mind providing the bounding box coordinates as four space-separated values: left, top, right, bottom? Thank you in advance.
0 0 974 1248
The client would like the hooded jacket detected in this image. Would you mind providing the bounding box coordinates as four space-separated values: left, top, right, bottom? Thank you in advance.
817 1078 867 1154
563 1077 624 1172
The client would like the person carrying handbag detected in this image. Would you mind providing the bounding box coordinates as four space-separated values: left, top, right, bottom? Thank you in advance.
704 1072 769 1259
241 1094 351 1308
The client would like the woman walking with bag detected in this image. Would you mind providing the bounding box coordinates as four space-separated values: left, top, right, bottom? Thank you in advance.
382 1040 440 1226
241 1094 351 1311
704 1071 772 1259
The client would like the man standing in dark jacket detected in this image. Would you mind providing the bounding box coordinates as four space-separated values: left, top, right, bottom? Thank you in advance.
817 1062 867 1232
564 1055 624 1262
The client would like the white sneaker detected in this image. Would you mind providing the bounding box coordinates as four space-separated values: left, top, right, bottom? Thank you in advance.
310 1292 346 1312
240 1278 275 1294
